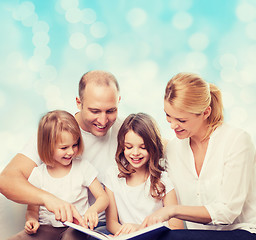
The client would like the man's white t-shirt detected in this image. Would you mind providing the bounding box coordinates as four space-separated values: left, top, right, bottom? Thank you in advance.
28 158 98 227
21 117 123 221
103 165 174 224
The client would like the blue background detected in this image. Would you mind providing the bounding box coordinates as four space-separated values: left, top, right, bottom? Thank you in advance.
1 0 256 172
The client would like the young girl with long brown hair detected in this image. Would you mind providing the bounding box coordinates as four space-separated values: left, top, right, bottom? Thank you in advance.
104 112 183 236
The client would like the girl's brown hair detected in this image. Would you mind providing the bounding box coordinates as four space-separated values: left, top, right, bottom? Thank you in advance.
116 113 165 200
37 110 84 166
165 72 223 140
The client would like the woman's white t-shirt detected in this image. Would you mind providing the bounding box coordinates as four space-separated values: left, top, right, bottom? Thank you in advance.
166 123 256 232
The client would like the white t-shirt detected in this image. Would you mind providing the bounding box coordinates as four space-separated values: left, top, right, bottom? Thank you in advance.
166 123 256 233
28 157 98 227
21 117 123 221
104 165 174 224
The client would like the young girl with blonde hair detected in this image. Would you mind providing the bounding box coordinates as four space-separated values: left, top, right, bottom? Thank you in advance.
104 112 183 236
9 110 109 240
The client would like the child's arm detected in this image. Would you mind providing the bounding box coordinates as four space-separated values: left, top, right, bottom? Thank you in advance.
105 186 122 234
163 189 184 229
24 205 40 234
85 178 109 229
105 186 140 236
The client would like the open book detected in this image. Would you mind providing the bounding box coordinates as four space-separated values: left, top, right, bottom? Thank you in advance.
64 221 170 240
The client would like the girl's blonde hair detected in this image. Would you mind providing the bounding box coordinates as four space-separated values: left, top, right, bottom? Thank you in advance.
164 72 223 140
37 110 84 166
116 113 165 200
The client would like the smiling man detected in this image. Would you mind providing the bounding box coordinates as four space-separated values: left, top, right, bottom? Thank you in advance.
0 70 123 231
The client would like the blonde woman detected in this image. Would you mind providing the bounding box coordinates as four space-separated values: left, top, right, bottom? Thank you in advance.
142 73 256 240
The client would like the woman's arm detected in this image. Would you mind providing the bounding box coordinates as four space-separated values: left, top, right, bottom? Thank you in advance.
141 205 211 228
86 178 109 229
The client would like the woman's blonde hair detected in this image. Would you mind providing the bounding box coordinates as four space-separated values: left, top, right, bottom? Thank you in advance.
164 72 223 139
116 113 166 200
37 110 84 166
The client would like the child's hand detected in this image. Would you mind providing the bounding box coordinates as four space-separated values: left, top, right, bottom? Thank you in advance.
24 219 40 234
83 210 98 230
114 223 139 236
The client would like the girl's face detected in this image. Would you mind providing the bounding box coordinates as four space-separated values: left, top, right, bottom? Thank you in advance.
53 131 79 167
124 130 150 170
164 100 209 140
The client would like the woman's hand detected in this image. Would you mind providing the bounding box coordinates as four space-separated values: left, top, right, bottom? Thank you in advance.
114 223 140 236
140 206 173 229
24 219 40 234
83 210 99 230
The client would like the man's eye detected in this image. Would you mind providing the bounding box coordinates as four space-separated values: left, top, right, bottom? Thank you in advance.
179 120 186 123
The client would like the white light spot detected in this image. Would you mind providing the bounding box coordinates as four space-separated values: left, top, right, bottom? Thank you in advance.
246 21 256 40
222 91 235 109
219 53 238 68
220 68 239 83
39 65 57 82
12 1 35 21
60 0 79 11
229 107 248 125
21 12 38 27
69 32 87 49
81 8 97 24
236 3 256 22
240 87 256 104
86 43 103 60
172 11 193 30
90 22 107 38
126 8 147 27
0 91 6 108
34 46 51 60
186 52 207 70
188 33 209 51
32 21 49 33
169 0 193 11
28 55 45 71
32 32 50 47
65 7 83 23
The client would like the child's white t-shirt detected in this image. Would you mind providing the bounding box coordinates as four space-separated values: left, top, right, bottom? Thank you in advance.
28 157 98 227
103 165 174 224
21 117 123 222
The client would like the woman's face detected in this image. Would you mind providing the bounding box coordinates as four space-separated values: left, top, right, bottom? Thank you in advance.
164 100 209 140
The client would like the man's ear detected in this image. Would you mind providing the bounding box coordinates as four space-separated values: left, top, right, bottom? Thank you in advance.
118 95 121 103
76 97 82 110
203 106 211 120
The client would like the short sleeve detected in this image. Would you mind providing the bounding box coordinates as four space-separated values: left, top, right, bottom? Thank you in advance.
103 165 118 192
161 171 174 194
81 160 99 187
20 133 42 166
28 166 42 189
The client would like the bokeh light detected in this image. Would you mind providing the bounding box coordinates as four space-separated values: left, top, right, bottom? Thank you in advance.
1 0 256 238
